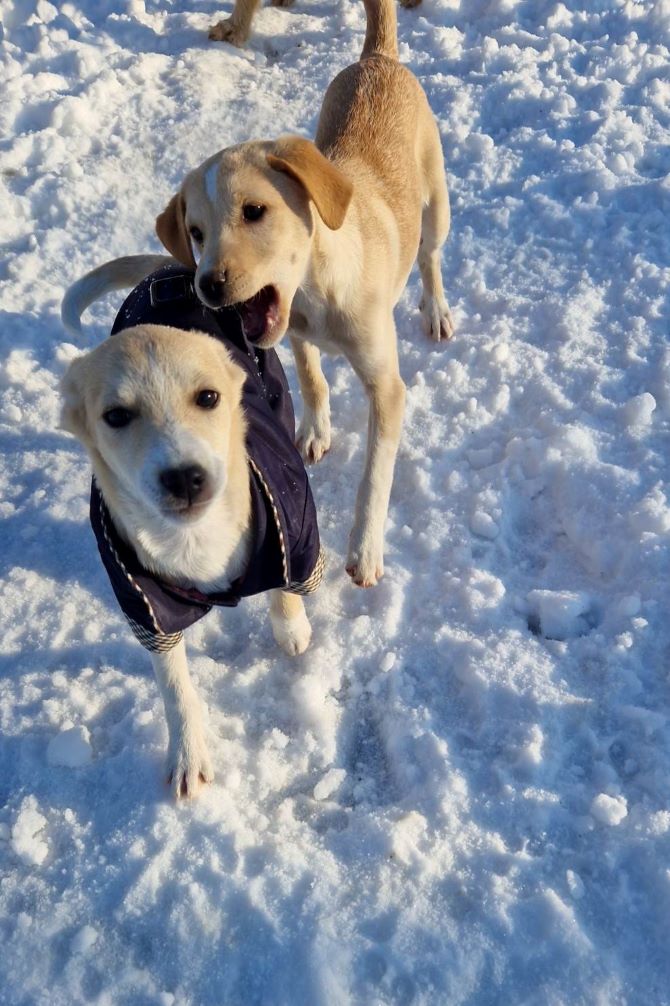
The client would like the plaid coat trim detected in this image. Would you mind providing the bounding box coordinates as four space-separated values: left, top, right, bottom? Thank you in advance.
287 547 325 595
127 618 183 653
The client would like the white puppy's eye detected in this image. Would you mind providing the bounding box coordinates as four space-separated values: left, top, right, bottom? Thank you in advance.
195 390 220 410
189 225 204 244
103 407 135 428
242 204 266 223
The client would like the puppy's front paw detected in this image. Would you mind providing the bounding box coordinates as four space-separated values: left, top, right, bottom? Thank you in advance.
166 727 214 800
296 410 331 465
208 18 249 46
346 532 384 588
271 609 312 656
419 295 454 343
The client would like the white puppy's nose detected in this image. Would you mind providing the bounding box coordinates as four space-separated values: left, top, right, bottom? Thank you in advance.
159 464 209 504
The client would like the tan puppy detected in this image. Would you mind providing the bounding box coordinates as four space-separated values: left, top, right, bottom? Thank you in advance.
61 324 313 798
209 0 422 48
156 0 453 587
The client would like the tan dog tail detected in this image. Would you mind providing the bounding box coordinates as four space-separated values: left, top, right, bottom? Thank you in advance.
61 254 174 337
361 0 398 60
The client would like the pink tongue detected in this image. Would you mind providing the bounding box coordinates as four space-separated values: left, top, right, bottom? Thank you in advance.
240 288 276 341
241 297 266 339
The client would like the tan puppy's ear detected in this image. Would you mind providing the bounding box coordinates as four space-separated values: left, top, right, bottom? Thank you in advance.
155 192 196 268
267 136 353 231
60 355 90 443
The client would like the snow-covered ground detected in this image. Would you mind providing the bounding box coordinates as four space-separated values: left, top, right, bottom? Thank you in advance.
1 0 670 1002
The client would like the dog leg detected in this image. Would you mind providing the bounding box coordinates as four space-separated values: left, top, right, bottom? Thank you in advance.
291 335 331 464
346 336 406 587
418 166 454 342
150 639 214 799
209 0 261 46
270 589 312 655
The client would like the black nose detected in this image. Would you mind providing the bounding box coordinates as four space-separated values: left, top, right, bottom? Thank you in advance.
159 464 208 503
198 271 226 306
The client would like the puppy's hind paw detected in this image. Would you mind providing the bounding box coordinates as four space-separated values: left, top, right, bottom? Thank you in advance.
271 610 312 656
166 731 214 801
420 296 455 343
208 18 249 46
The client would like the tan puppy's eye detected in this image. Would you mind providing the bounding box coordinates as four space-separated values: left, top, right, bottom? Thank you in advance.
195 390 220 410
103 407 135 428
189 225 204 244
242 204 266 223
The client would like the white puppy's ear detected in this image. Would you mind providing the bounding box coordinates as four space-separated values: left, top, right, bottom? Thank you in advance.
156 192 196 268
217 346 247 404
267 136 353 231
60 356 89 442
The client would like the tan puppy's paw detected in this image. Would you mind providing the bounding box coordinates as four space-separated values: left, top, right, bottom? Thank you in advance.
208 18 250 46
346 535 384 588
271 609 312 656
166 730 214 800
296 410 331 465
420 296 455 343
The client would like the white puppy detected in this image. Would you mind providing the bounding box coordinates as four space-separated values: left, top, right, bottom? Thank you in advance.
61 281 323 799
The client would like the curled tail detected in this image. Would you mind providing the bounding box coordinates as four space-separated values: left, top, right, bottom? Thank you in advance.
61 254 174 337
361 0 398 59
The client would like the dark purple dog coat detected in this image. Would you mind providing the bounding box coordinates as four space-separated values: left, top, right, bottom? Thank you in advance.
89 264 324 652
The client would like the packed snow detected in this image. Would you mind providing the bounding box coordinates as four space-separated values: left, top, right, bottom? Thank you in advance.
1 0 669 1003
46 724 93 767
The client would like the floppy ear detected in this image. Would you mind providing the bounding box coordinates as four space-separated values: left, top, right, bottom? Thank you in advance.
155 192 196 268
217 344 247 404
267 136 353 231
59 355 90 444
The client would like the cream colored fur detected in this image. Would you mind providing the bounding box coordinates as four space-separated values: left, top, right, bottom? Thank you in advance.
60 323 311 799
156 0 454 586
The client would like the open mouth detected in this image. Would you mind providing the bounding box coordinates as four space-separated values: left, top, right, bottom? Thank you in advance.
236 286 280 344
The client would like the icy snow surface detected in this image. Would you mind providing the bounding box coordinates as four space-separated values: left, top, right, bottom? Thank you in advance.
1 1 670 1003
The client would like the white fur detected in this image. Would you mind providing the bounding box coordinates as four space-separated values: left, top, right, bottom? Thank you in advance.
151 639 214 799
269 609 312 656
121 488 251 595
295 403 331 464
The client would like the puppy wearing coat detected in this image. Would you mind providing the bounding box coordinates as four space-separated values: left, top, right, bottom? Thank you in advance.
155 0 454 589
61 264 324 798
